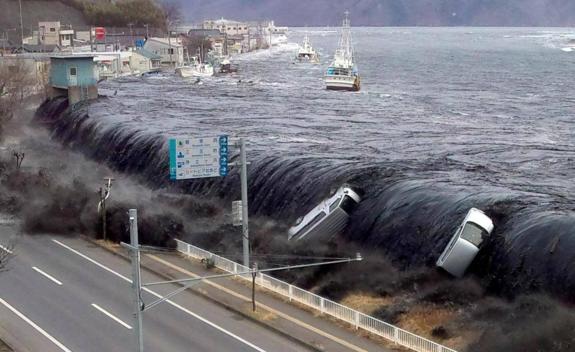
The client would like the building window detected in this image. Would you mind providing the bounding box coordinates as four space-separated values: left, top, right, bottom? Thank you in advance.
69 67 77 76
50 27 56 32
168 48 174 55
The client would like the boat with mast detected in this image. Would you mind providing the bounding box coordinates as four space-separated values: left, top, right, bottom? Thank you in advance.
324 11 360 91
296 34 320 63
176 43 214 78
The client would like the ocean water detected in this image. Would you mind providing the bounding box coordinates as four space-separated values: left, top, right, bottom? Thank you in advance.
39 27 575 299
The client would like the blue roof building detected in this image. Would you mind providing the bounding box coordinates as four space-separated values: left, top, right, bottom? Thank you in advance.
50 55 97 89
49 55 98 104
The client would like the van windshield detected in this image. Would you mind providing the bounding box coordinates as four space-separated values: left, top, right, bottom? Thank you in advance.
460 223 487 246
340 195 358 214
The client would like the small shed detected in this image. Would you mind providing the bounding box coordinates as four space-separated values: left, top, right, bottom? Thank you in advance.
50 54 98 104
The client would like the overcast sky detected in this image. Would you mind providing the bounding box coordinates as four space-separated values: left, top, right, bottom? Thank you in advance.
180 0 575 26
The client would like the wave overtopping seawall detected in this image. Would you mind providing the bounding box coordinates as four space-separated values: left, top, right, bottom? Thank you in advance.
35 97 575 302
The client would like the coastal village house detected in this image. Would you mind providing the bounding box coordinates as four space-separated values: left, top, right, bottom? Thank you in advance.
202 18 249 36
143 37 184 67
129 49 161 73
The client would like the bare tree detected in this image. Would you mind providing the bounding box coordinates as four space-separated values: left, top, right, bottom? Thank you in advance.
0 238 14 272
12 150 24 169
0 60 34 140
161 0 183 30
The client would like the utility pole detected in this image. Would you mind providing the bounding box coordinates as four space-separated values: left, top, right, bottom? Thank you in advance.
144 24 149 39
18 0 24 45
128 209 144 352
251 262 258 311
128 23 134 47
239 138 250 268
98 178 114 241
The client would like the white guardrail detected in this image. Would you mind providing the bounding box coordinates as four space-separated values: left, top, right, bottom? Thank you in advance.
175 239 457 352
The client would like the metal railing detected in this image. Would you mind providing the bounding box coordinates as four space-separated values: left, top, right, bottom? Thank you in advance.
175 239 457 352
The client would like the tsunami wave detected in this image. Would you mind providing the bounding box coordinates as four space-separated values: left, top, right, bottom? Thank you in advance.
35 97 575 302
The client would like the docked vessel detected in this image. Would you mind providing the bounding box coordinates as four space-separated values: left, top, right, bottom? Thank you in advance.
296 35 320 63
325 12 360 91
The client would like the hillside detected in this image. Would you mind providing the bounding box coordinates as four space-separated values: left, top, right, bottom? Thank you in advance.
181 0 575 26
0 0 87 40
0 0 166 44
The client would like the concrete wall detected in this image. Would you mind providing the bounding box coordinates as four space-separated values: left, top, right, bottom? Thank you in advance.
67 85 98 105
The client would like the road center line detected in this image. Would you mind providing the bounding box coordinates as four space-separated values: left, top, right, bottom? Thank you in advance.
0 297 73 352
51 239 267 352
32 266 63 286
91 303 132 330
147 254 368 352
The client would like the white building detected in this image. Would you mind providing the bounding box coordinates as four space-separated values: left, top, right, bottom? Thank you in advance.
142 37 184 66
59 29 74 47
39 21 61 46
203 18 249 36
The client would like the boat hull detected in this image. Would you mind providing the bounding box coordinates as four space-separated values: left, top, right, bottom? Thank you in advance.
325 75 360 91
297 54 320 63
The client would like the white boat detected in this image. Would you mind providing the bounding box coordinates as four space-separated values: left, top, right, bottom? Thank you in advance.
296 35 320 63
176 61 214 78
325 12 360 91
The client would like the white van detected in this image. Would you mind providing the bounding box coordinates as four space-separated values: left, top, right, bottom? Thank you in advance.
436 208 494 277
288 186 361 242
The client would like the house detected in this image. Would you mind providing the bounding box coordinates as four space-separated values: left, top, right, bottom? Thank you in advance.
50 55 98 104
39 22 61 46
143 37 184 66
129 49 161 73
203 18 249 36
59 27 75 47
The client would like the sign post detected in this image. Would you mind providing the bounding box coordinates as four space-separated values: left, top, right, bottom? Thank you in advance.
169 136 229 180
168 135 250 267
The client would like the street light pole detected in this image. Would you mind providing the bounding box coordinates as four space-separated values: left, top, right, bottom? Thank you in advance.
128 209 144 352
239 138 250 268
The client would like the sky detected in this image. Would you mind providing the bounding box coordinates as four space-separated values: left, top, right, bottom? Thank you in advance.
179 0 575 26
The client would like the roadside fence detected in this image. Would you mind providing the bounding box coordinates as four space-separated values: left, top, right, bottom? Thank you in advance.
175 239 457 352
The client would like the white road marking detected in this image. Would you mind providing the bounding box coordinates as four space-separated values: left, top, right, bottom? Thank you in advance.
0 297 73 352
91 303 132 330
32 266 63 286
0 244 13 254
52 239 267 352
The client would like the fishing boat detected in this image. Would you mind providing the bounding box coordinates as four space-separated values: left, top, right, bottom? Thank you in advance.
324 12 360 91
296 35 320 63
219 59 238 74
176 45 214 78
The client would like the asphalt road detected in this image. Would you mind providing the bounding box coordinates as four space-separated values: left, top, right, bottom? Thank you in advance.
0 233 312 352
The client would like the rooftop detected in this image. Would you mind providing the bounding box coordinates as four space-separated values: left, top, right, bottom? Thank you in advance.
136 48 161 60
145 37 183 47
